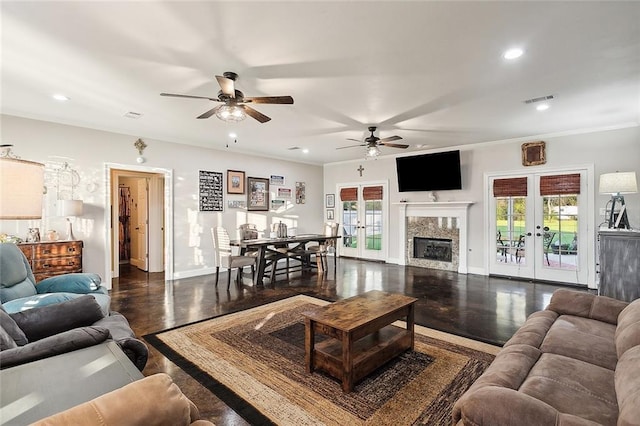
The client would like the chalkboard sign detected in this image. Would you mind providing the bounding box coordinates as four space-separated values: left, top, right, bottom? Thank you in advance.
199 170 223 211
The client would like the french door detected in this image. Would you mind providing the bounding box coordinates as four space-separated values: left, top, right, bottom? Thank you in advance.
337 182 388 261
488 169 589 285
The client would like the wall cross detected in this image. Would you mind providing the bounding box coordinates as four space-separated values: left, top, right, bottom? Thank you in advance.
357 165 364 177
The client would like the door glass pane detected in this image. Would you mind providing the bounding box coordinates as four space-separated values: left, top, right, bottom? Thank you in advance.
365 200 382 251
342 201 357 248
496 196 527 265
542 195 578 270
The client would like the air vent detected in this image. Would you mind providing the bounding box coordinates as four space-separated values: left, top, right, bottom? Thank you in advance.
288 146 301 150
524 95 554 104
124 111 143 119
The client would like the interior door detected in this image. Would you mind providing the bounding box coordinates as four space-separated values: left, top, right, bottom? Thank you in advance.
338 182 387 261
489 170 588 285
131 178 149 271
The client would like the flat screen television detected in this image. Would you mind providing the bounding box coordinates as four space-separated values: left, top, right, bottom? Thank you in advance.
396 150 462 192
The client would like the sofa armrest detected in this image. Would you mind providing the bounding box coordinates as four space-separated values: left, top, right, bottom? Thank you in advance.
453 386 601 426
10 295 105 341
0 326 109 369
546 289 627 325
32 373 214 426
93 312 148 371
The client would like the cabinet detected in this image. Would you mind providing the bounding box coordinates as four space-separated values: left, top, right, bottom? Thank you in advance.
598 230 640 302
18 240 83 283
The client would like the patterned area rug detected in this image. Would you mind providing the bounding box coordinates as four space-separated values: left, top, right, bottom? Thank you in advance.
145 295 500 425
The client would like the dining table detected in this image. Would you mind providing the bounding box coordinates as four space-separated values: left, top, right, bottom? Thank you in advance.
229 234 340 285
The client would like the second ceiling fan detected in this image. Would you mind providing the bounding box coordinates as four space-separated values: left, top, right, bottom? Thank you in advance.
160 71 293 123
338 126 409 156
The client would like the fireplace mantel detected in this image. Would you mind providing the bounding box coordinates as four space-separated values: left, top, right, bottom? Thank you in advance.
396 201 474 273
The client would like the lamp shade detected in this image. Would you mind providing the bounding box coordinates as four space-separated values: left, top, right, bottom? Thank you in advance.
599 172 638 195
0 157 44 219
58 199 83 217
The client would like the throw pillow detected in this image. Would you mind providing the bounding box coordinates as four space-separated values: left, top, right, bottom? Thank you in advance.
0 306 28 345
10 295 105 342
36 273 102 294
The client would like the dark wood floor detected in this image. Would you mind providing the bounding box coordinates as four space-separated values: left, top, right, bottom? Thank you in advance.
110 258 588 425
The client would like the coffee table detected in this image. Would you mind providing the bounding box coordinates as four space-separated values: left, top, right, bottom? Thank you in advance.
302 290 417 392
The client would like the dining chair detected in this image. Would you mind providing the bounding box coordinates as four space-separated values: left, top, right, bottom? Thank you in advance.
306 222 340 273
212 227 256 290
237 224 287 283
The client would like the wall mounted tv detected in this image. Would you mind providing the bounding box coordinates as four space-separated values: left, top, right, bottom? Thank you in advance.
396 150 462 192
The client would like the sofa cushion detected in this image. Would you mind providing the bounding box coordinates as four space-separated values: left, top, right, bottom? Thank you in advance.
0 306 28 346
547 289 627 325
0 326 110 369
10 295 105 342
2 293 77 314
540 315 617 370
36 273 102 294
0 326 17 350
519 353 618 426
32 373 205 426
615 298 640 359
0 243 37 303
616 345 640 426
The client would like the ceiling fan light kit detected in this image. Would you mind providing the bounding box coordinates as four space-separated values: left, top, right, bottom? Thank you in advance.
340 126 409 157
215 105 246 122
161 71 293 124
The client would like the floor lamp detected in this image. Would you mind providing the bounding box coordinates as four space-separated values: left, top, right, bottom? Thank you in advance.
599 171 637 229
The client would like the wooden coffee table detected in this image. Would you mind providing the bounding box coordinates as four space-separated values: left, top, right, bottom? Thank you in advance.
302 290 417 392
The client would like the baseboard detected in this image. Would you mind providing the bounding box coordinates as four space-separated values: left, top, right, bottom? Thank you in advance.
172 267 217 279
467 266 486 276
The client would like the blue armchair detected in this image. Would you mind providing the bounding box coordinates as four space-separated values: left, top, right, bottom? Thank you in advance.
0 243 110 315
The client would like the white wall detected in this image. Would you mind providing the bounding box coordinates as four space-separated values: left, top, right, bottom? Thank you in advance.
324 126 640 275
1 114 324 284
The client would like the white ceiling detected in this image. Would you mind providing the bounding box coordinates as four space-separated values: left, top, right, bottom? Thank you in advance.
2 1 639 165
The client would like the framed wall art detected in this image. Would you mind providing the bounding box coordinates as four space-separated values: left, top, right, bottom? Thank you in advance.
227 170 245 194
521 141 546 166
247 177 269 211
296 181 306 204
277 187 292 199
270 175 285 186
199 170 223 212
326 193 335 208
326 209 334 221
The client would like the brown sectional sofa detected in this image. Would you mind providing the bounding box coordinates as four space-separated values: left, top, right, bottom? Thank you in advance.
453 289 640 425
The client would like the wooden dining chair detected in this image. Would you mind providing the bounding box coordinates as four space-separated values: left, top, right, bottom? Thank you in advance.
306 222 340 273
212 227 256 290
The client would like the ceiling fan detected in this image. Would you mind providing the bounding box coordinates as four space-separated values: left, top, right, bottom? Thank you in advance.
160 71 294 123
338 126 409 157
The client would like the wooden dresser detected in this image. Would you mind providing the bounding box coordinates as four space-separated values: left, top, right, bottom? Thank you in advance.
18 240 83 283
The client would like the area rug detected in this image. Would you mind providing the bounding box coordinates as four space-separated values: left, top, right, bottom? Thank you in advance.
145 295 500 425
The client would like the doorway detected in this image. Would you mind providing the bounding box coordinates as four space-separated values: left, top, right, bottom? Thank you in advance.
337 181 388 262
105 164 172 282
487 167 593 286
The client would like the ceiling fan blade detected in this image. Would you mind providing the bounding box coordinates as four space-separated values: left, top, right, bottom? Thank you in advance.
215 75 235 98
197 106 221 119
346 138 361 142
241 105 271 123
378 135 403 143
380 142 410 149
244 96 294 104
160 93 219 102
336 144 365 150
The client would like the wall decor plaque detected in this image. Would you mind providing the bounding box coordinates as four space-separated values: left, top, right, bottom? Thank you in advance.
199 170 223 212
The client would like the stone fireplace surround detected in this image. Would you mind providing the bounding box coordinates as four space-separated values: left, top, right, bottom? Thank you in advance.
396 201 474 273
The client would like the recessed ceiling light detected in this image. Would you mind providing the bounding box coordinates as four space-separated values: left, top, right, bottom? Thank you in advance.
536 104 550 111
229 132 237 138
52 94 69 101
302 149 309 154
503 48 524 60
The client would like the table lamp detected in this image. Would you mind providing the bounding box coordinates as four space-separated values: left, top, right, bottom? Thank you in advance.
599 171 637 229
59 199 83 240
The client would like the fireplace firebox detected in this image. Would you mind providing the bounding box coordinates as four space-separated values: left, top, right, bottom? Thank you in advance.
413 237 452 262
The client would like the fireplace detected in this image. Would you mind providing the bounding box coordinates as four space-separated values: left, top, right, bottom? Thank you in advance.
396 201 473 273
413 237 452 262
